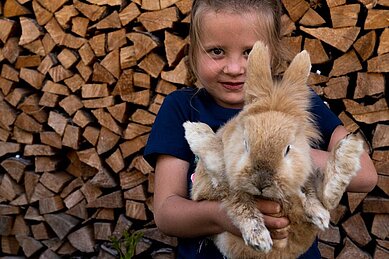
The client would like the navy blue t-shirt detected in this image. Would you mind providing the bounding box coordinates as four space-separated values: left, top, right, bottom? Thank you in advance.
144 87 341 258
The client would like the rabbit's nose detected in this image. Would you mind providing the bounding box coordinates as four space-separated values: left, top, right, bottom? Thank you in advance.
256 180 272 192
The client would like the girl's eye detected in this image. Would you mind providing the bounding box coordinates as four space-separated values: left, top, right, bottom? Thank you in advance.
209 48 224 56
244 48 252 57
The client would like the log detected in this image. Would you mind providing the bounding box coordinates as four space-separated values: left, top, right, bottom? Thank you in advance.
67 225 95 253
342 213 372 246
63 189 84 209
89 167 117 188
300 26 360 52
318 224 341 244
378 28 389 55
15 55 41 69
47 111 67 136
372 124 389 149
106 148 125 173
329 50 362 77
354 72 385 99
85 190 123 208
94 222 113 240
107 102 127 123
377 174 389 196
336 237 371 259
119 170 148 190
80 181 102 203
73 110 93 128
119 2 141 26
330 4 360 28
165 31 187 67
364 9 389 29
16 235 44 258
347 192 367 213
44 213 80 240
367 52 389 72
363 196 389 213
281 0 309 22
324 76 349 99
0 18 15 43
138 52 166 78
373 150 389 176
39 195 65 214
137 7 179 32
96 127 120 154
125 200 147 221
40 171 73 193
31 222 52 240
1 157 30 183
371 214 389 239
299 8 325 26
3 0 31 17
1 236 20 255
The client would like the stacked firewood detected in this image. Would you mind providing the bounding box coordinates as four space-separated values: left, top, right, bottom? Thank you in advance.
0 0 387 258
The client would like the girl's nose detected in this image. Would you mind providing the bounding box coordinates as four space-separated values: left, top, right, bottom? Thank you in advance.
223 57 245 75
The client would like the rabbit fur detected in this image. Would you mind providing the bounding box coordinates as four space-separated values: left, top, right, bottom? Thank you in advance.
183 41 364 259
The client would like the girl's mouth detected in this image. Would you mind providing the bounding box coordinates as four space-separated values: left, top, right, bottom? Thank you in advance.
221 82 244 90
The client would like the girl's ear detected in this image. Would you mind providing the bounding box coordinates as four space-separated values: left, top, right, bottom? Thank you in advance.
244 41 273 104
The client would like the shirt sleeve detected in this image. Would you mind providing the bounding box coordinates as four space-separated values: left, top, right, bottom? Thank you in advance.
143 92 193 167
310 91 342 149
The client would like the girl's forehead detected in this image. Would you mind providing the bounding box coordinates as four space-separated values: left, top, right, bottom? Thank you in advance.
201 9 271 28
198 10 271 41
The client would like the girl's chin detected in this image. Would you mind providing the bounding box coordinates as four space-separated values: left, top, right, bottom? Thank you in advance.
217 97 244 109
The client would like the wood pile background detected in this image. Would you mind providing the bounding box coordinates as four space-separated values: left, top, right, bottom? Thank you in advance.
0 0 387 258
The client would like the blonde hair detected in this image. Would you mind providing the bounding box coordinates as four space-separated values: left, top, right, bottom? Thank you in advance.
187 0 286 85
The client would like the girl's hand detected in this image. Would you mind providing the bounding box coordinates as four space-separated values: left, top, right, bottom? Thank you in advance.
215 199 289 240
256 198 290 240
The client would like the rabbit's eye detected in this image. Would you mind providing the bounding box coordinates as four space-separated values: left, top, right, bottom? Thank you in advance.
244 139 249 152
284 145 291 156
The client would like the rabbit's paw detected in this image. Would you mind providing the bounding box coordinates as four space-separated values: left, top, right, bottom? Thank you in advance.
241 219 273 253
333 133 364 177
309 207 330 231
183 121 224 175
183 121 216 155
323 134 364 209
304 196 330 230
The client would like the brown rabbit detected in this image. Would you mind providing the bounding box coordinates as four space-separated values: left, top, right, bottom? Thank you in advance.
183 41 364 259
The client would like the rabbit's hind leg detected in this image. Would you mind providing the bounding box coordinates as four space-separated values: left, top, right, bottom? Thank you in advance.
321 134 364 210
301 185 330 230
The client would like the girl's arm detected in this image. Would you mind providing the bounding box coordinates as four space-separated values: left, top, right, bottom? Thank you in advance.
311 125 378 193
153 154 289 238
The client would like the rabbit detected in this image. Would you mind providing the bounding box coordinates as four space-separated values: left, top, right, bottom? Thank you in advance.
183 41 364 259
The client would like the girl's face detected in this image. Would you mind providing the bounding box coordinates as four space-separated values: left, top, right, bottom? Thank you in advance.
196 10 265 109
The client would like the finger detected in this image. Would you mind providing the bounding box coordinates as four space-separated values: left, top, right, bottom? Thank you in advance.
263 214 290 229
256 199 282 215
272 238 288 249
269 226 290 239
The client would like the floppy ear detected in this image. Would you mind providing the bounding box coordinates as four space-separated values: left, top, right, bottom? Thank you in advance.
244 41 273 104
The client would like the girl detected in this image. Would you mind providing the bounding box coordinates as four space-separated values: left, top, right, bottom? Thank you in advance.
144 0 378 258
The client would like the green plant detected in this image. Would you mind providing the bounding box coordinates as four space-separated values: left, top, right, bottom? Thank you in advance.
110 230 144 259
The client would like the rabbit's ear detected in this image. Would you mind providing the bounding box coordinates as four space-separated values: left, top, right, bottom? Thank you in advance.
244 41 273 104
281 50 311 90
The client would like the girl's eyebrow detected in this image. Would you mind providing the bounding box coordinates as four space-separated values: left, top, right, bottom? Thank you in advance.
201 43 223 49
